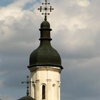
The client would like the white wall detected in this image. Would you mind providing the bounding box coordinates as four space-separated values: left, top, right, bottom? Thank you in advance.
29 66 61 100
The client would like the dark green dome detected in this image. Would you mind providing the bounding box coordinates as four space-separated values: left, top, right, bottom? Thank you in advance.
28 44 62 68
41 20 50 29
28 20 63 69
18 96 35 100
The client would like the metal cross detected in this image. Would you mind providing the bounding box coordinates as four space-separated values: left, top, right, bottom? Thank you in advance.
38 0 54 21
22 76 34 96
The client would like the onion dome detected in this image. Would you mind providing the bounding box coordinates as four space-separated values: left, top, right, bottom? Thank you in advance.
18 96 35 100
41 20 50 29
28 20 63 69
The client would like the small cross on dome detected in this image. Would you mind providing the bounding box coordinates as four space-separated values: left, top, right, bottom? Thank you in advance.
38 0 54 21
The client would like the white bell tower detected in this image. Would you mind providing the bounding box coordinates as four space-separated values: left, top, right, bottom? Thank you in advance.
29 66 62 100
28 1 63 100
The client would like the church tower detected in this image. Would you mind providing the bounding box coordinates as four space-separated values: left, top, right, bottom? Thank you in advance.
28 1 63 100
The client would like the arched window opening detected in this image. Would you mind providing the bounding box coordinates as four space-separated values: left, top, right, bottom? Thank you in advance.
33 84 36 99
42 85 45 99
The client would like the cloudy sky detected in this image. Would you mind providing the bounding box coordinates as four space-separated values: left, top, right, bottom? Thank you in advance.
0 0 100 100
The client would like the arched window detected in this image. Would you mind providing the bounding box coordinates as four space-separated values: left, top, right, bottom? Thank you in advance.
33 84 36 98
42 85 45 99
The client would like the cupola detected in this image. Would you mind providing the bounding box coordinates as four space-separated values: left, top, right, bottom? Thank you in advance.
28 20 63 69
28 0 63 69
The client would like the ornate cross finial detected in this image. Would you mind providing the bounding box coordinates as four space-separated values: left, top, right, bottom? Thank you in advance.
38 0 54 21
22 76 34 96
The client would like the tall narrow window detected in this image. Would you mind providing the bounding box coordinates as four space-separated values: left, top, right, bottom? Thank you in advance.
42 85 45 99
33 84 36 99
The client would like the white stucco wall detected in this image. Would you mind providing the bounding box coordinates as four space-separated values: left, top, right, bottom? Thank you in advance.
29 66 61 100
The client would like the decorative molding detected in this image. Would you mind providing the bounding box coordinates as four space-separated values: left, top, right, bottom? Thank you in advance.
52 84 55 87
57 81 61 87
41 83 46 85
46 79 51 82
33 83 36 86
35 80 40 83
29 66 62 73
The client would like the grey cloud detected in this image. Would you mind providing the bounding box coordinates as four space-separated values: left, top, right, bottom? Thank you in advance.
61 58 100 100
0 0 100 100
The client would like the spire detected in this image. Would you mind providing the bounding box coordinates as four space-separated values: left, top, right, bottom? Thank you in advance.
38 0 54 21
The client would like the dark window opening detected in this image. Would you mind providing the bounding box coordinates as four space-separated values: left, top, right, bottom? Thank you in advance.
42 85 45 99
